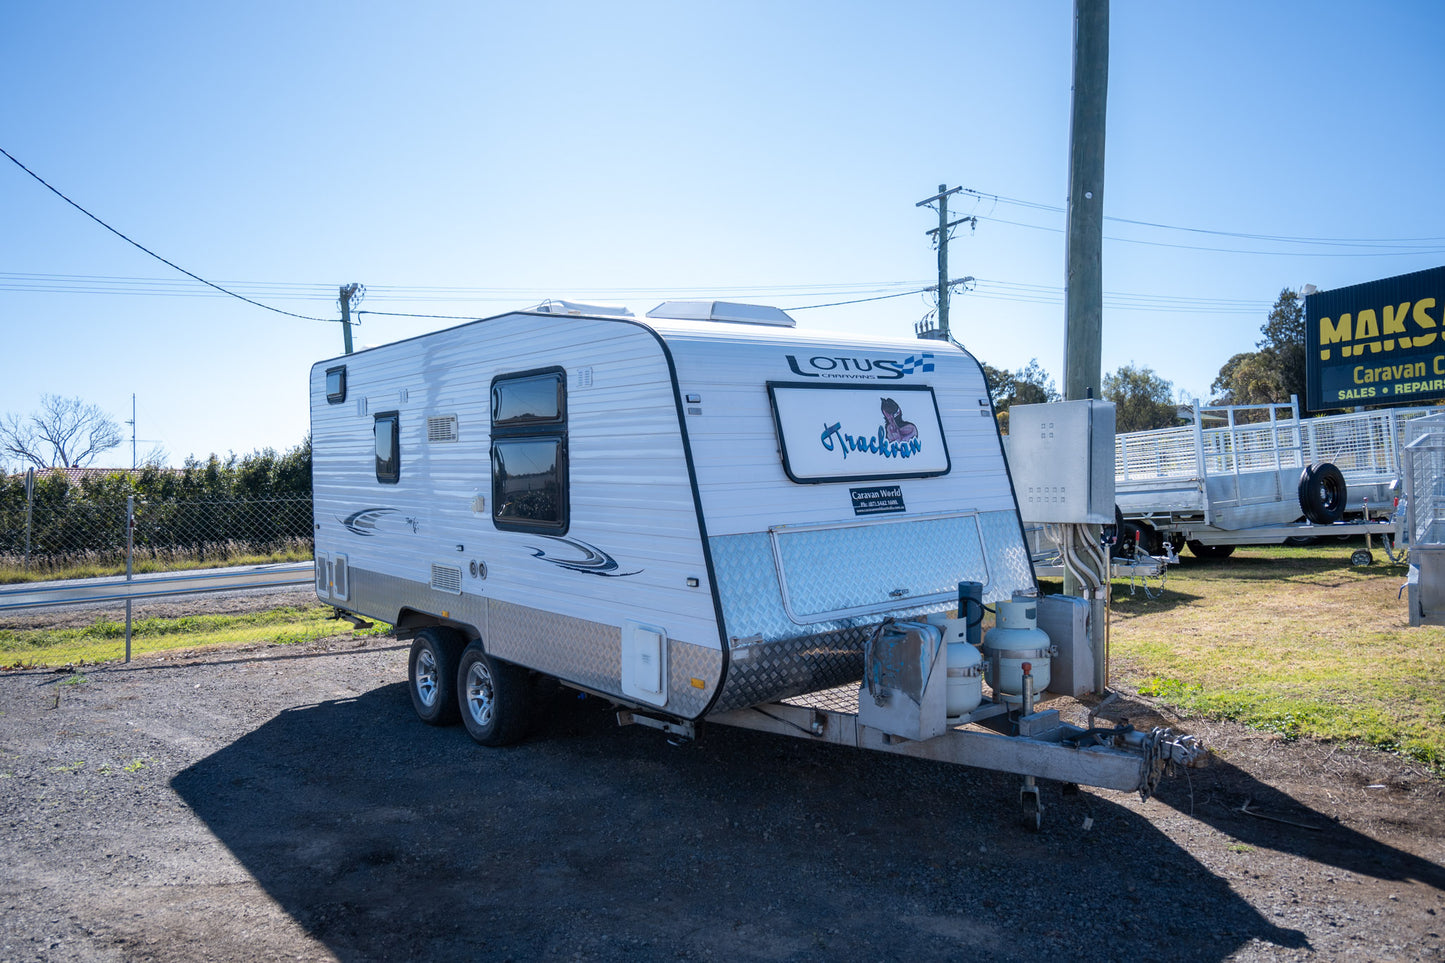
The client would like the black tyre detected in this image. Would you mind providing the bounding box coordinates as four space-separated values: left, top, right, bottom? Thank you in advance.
457 642 533 746
1117 521 1147 558
408 627 464 725
1299 462 1348 524
1186 540 1236 560
1351 548 1374 567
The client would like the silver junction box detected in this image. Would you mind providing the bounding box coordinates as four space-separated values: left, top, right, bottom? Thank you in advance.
1007 400 1116 525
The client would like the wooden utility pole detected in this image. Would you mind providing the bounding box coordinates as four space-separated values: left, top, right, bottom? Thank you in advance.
339 283 363 354
1062 0 1111 687
916 185 973 341
1063 0 1109 402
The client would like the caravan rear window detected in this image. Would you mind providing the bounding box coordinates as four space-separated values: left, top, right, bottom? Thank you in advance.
490 369 567 533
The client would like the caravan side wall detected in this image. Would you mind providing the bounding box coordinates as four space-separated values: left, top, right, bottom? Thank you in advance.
311 314 723 720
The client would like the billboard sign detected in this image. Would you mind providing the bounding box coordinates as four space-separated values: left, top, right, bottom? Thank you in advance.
1305 265 1445 411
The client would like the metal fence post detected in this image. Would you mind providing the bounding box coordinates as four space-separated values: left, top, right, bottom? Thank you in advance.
125 495 134 664
24 468 34 571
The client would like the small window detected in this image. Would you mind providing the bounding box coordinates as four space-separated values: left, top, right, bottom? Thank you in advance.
375 411 400 483
491 369 565 427
326 366 347 404
491 368 567 534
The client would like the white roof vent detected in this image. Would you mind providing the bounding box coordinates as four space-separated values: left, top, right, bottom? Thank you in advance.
646 300 796 327
528 299 634 317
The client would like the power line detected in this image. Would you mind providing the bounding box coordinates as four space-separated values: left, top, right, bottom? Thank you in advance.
357 309 481 320
0 146 335 323
4 269 1279 316
786 287 936 311
974 213 1445 257
962 187 1445 246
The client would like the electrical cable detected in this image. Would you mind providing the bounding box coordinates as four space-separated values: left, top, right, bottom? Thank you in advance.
974 213 1445 258
357 309 482 321
962 187 1445 246
0 146 335 323
786 286 936 311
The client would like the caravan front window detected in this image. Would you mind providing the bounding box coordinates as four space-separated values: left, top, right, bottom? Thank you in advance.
490 368 567 533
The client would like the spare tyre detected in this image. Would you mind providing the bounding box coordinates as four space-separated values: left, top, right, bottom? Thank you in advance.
1298 462 1347 524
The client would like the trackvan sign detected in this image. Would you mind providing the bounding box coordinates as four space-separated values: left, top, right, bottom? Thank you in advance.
1305 265 1445 411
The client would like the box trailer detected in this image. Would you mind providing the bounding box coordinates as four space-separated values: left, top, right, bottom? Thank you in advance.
1114 399 1422 560
311 300 1201 825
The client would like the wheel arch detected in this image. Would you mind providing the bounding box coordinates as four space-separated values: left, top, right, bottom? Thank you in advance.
395 607 482 645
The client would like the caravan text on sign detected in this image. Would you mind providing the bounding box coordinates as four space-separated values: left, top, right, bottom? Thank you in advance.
1305 266 1445 410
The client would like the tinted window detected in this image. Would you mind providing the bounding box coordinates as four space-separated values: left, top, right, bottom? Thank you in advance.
326 366 347 404
492 439 565 529
375 412 399 483
490 368 567 534
492 372 564 426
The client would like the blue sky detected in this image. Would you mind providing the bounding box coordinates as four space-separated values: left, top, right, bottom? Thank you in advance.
3 1 1443 468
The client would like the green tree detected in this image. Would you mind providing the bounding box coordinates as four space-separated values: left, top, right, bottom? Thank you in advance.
980 358 1060 432
1210 288 1306 405
1104 363 1179 433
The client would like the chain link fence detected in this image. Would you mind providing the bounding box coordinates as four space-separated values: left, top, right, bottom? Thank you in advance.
1 495 313 581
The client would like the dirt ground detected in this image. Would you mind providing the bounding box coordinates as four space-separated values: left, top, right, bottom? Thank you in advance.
0 623 1442 962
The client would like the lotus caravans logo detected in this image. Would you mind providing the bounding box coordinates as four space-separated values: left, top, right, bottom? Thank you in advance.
820 397 925 461
785 352 933 381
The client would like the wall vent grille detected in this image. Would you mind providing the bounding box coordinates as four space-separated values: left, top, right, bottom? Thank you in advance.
332 555 349 600
430 563 462 595
427 415 459 443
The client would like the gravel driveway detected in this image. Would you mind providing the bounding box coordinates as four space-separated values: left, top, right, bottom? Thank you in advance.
1 634 1441 962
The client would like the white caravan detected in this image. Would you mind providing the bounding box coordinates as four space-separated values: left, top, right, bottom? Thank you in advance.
311 300 1201 822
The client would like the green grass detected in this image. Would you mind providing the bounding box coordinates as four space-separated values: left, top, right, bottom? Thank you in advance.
0 605 390 667
0 543 313 585
1099 543 1445 770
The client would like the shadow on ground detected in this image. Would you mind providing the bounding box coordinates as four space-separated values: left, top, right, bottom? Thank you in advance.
175 685 1310 962
1152 752 1445 890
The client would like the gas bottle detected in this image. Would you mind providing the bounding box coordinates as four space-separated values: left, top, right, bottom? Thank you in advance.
934 617 984 716
983 598 1053 698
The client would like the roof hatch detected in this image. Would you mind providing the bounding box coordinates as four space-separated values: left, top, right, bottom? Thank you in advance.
528 299 635 317
646 300 796 327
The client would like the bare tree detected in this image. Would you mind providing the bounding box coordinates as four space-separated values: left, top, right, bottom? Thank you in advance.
0 395 123 468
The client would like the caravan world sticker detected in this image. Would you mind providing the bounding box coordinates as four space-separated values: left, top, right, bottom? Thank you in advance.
768 384 950 483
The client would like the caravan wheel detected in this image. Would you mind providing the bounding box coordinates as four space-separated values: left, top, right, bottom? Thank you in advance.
457 643 533 747
409 628 463 725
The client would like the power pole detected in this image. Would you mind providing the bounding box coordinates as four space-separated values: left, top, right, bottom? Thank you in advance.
915 185 974 341
1062 0 1110 690
1063 0 1109 402
339 283 364 355
125 393 136 469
